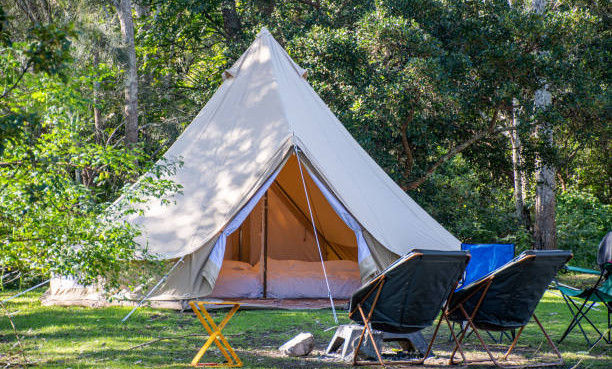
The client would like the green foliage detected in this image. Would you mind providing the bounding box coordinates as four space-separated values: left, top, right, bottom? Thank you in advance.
0 0 609 287
0 73 182 288
411 154 533 249
0 18 74 154
557 190 612 268
0 11 182 289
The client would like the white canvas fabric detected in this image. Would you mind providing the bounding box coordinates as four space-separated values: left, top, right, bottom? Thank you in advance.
131 27 460 261
43 28 461 305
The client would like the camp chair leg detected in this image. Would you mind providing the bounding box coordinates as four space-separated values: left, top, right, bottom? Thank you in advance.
559 298 598 346
583 291 612 345
353 304 385 366
439 308 468 367
354 280 467 367
604 304 612 344
418 285 467 367
559 292 598 345
457 323 511 344
559 269 612 347
450 304 497 366
352 276 462 367
399 288 468 366
352 277 386 366
559 289 612 347
532 314 564 366
502 325 525 360
449 316 472 365
451 307 563 368
352 320 370 365
189 301 243 367
450 278 493 365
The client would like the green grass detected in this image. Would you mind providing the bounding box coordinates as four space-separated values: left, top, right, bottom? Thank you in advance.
1 288 611 368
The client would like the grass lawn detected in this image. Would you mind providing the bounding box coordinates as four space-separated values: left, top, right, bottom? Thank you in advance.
1 287 611 368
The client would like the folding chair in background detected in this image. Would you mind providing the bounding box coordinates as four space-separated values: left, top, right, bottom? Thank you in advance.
461 243 515 287
447 250 572 368
557 231 612 348
456 243 515 343
348 249 471 366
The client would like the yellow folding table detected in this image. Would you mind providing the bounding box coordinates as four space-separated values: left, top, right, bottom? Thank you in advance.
189 301 243 367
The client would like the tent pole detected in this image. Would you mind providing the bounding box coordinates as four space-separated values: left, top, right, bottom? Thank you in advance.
238 226 243 261
294 147 339 324
271 182 344 260
1 279 49 304
121 255 184 323
263 192 268 298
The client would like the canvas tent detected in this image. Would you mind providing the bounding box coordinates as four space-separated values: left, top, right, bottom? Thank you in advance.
43 28 460 307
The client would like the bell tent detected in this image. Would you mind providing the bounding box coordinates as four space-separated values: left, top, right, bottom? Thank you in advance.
44 28 460 308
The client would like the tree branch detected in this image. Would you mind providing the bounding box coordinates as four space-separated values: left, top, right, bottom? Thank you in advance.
0 59 33 101
402 110 514 190
400 110 415 177
0 160 95 171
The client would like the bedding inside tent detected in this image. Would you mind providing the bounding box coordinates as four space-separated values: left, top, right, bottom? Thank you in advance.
209 154 362 299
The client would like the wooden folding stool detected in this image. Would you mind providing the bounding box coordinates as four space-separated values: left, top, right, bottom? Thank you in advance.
189 301 243 367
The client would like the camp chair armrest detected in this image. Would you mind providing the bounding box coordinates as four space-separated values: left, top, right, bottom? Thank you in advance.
565 265 601 275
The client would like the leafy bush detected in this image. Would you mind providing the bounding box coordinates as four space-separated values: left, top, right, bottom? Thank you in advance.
556 189 612 268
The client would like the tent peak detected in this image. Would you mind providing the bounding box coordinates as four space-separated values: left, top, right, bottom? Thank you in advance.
224 27 308 81
257 27 271 37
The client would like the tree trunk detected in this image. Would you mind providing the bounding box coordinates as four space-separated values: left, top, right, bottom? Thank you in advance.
114 0 139 147
509 100 525 224
93 48 102 145
255 0 275 17
532 0 557 250
134 2 149 18
533 86 556 249
221 0 242 40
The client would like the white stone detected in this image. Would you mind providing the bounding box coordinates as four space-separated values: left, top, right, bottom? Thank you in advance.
279 332 315 357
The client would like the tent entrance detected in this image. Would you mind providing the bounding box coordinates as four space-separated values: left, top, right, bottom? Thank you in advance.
209 154 362 299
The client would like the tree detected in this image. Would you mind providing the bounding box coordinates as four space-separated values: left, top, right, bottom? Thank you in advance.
0 1 181 288
113 0 139 146
221 0 242 40
531 0 557 249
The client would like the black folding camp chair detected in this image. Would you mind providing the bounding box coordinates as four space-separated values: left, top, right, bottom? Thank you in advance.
446 250 572 368
557 232 612 348
348 249 470 366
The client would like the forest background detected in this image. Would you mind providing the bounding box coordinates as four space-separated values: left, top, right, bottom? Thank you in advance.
0 0 609 288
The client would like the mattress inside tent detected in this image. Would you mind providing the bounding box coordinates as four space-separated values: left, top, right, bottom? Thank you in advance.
210 259 361 299
209 155 363 300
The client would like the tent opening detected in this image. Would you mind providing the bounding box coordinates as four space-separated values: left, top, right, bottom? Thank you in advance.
209 154 362 299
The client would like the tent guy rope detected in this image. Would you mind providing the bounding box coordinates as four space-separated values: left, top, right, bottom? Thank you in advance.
294 146 338 324
121 255 185 322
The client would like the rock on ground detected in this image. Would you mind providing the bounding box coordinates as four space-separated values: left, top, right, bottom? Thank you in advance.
279 332 315 357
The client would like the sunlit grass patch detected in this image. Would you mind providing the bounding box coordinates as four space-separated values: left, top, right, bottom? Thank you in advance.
1 288 611 368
